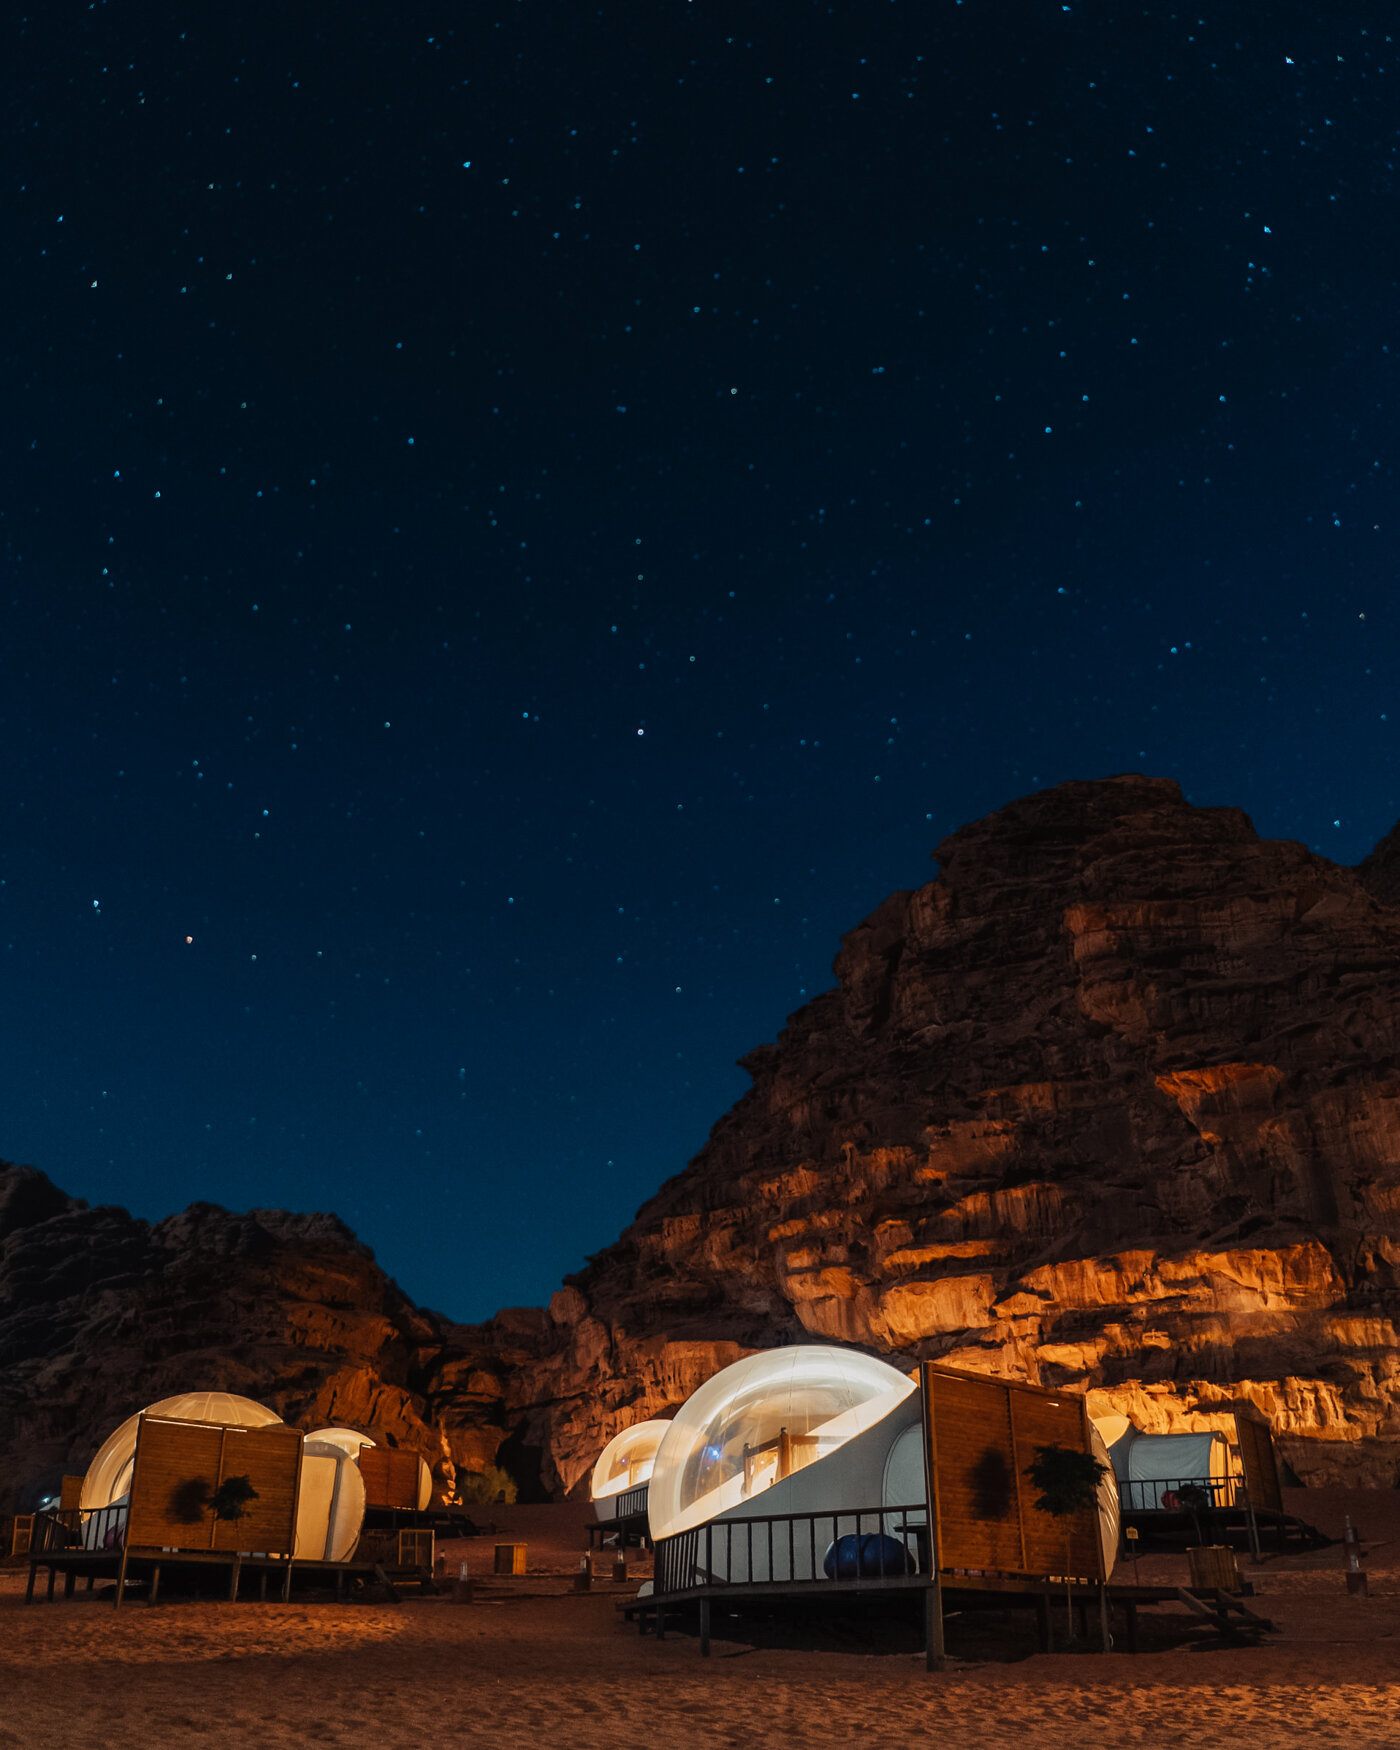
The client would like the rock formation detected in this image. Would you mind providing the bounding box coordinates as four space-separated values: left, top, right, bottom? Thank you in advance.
475 775 1400 1493
0 1164 508 1511
7 773 1400 1508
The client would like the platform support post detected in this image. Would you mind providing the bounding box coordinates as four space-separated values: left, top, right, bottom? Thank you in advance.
149 1564 161 1606
1124 1600 1138 1654
699 1596 711 1658
24 1563 36 1605
924 1573 946 1672
46 1564 56 1602
656 1602 666 1640
64 1568 75 1600
229 1554 242 1602
114 1546 130 1610
1098 1582 1111 1652
1036 1592 1053 1653
281 1559 293 1603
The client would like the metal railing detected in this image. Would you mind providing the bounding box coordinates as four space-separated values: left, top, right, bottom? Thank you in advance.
1116 1475 1241 1514
613 1484 649 1521
27 1505 128 1556
655 1503 927 1596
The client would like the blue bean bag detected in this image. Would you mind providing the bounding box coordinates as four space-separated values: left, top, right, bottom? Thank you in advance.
822 1532 913 1580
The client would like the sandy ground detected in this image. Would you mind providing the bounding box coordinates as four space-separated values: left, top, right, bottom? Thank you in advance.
4 1491 1400 1748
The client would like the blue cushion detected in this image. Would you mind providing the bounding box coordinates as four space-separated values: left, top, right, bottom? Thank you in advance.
822 1532 913 1580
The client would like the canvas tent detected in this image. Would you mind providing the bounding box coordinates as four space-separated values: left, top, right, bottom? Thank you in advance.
590 1419 670 1522
1099 1422 1232 1512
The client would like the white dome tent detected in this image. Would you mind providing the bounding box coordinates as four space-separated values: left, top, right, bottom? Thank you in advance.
80 1393 367 1563
589 1419 670 1523
648 1350 1120 1595
81 1393 283 1514
305 1427 376 1460
647 1346 918 1580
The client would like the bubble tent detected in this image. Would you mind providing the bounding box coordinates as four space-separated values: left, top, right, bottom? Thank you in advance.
590 1418 670 1514
81 1393 283 1513
646 1347 917 1543
79 1394 369 1563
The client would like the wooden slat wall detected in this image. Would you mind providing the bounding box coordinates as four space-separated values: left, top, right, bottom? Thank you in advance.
211 1426 302 1554
1235 1413 1283 1512
925 1370 1025 1573
126 1417 302 1555
128 1420 225 1548
359 1446 422 1510
923 1363 1105 1581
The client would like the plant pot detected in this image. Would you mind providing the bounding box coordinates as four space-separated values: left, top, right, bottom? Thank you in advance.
1187 1544 1240 1593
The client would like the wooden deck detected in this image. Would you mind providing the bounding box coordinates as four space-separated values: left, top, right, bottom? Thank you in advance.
624 1569 1276 1665
24 1545 434 1607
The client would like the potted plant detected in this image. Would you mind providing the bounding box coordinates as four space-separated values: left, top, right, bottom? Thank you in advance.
1027 1443 1110 1645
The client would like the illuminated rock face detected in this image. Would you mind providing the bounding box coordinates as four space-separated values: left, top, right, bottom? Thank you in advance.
8 775 1400 1505
0 1174 507 1512
481 776 1400 1493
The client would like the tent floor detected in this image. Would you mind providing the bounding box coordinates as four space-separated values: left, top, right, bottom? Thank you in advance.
24 1547 434 1606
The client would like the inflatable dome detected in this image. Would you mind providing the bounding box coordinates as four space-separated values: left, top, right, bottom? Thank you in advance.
647 1347 916 1542
590 1419 670 1519
81 1393 283 1512
305 1427 376 1460
296 1438 368 1562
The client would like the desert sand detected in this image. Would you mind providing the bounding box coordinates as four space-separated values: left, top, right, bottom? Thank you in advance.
4 1491 1400 1749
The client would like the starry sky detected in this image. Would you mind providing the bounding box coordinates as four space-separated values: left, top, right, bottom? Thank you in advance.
3 4 1397 1321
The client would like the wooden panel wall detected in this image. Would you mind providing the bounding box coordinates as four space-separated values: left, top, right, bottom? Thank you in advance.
1235 1413 1283 1512
359 1446 422 1510
126 1417 302 1555
923 1363 1104 1582
211 1426 303 1554
127 1420 224 1549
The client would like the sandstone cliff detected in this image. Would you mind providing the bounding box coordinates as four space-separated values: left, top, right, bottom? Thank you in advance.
0 1164 509 1512
8 774 1400 1509
477 775 1400 1493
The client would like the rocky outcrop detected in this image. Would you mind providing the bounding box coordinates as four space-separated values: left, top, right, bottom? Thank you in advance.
475 776 1400 1493
0 1169 509 1511
9 774 1400 1507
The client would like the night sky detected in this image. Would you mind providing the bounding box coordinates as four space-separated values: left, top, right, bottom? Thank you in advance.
4 5 1397 1320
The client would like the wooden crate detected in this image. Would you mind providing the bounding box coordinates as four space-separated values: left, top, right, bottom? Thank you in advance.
1187 1544 1241 1592
398 1528 435 1570
494 1542 527 1575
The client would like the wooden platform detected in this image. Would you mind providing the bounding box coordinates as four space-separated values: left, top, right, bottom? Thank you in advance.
23 1546 435 1607
623 1570 1276 1663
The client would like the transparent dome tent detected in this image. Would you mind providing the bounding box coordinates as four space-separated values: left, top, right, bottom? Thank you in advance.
81 1393 282 1513
590 1419 670 1522
647 1346 917 1544
79 1393 368 1562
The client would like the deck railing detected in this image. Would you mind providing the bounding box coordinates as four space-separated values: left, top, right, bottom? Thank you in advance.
654 1503 927 1596
613 1484 649 1521
27 1505 128 1555
1116 1475 1241 1514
